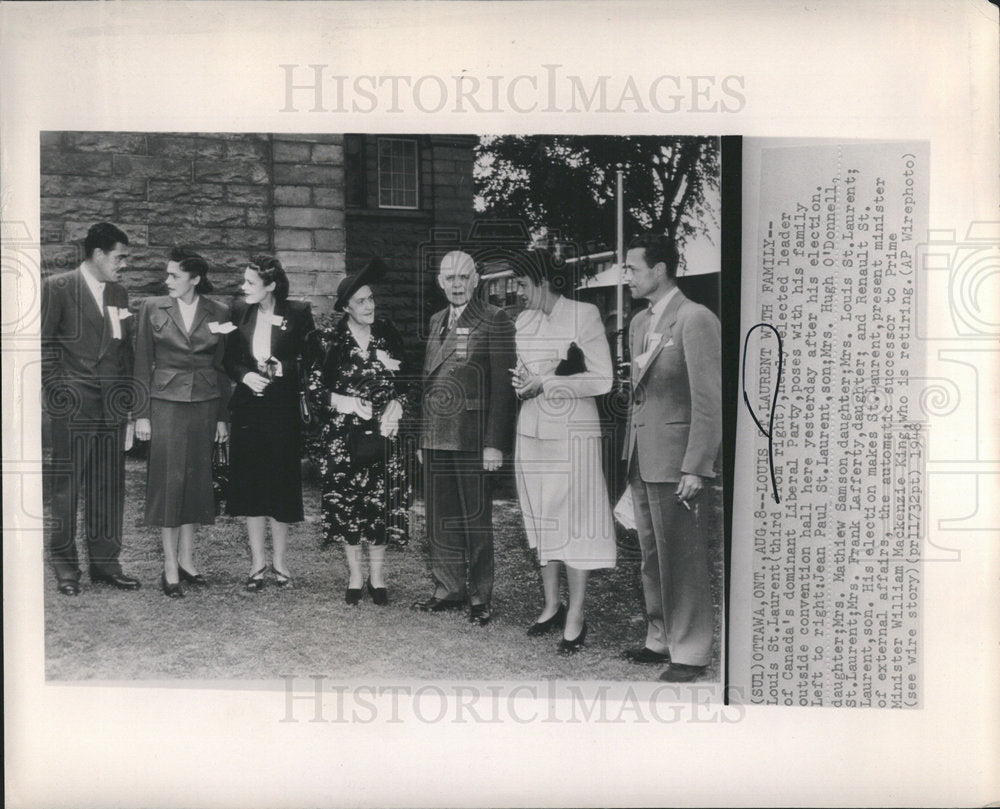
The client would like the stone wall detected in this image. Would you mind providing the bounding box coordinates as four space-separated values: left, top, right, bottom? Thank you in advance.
39 132 346 313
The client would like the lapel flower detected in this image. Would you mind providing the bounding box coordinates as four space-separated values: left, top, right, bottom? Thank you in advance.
280 318 288 331
375 348 401 372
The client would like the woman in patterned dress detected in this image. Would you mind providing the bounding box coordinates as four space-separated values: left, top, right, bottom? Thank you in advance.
307 267 411 605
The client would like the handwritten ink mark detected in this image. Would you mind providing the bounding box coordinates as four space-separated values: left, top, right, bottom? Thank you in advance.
742 322 783 504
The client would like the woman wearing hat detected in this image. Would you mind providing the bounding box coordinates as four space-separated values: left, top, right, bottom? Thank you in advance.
224 256 315 591
510 249 617 652
306 261 411 605
134 248 231 598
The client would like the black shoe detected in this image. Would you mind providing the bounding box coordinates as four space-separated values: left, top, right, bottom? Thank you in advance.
367 578 388 606
345 585 364 605
469 603 492 626
658 663 708 683
57 580 81 597
271 566 293 589
178 564 207 586
245 567 267 592
557 622 587 654
622 646 670 664
527 604 566 636
411 595 465 612
91 570 141 590
160 572 185 599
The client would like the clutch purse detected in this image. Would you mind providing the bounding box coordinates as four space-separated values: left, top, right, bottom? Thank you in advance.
346 422 391 465
554 342 587 376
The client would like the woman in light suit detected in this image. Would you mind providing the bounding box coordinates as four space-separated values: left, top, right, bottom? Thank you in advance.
134 248 231 598
511 250 617 653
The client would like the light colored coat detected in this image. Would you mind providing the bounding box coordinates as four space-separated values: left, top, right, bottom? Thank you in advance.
515 296 613 441
624 289 721 483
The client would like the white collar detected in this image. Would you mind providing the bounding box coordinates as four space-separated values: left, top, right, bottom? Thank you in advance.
647 285 679 324
177 296 199 312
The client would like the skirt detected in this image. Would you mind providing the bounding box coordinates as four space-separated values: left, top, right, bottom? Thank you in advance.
226 403 304 523
145 398 217 528
514 431 617 570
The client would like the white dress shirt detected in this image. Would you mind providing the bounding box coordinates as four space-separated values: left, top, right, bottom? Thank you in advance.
177 296 199 333
643 285 680 350
80 265 106 315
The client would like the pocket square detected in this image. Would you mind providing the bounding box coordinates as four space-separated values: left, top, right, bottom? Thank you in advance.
209 321 237 334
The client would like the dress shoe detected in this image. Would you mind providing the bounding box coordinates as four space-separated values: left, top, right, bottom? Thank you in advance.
527 603 566 636
367 578 388 606
658 663 708 683
160 572 185 599
271 565 293 589
469 603 492 626
90 570 141 590
410 596 465 612
622 646 670 664
245 567 267 592
557 622 588 654
345 586 364 605
57 580 81 597
178 564 207 586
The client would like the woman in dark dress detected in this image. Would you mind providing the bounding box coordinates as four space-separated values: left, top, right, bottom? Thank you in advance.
134 249 230 598
224 256 314 591
306 266 411 605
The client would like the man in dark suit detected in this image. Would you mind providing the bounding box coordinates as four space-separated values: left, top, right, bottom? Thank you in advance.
41 222 141 595
413 250 516 625
621 233 721 681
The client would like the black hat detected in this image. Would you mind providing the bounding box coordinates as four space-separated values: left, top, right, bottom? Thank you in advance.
334 257 388 312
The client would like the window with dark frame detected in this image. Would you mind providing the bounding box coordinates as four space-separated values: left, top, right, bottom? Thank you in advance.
377 137 419 209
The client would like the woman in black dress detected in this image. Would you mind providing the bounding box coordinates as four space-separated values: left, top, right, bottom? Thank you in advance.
306 266 411 605
224 256 314 591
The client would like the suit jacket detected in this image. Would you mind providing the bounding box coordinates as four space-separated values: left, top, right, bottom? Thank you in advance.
41 268 135 424
624 290 721 483
420 298 516 453
515 296 613 441
133 295 232 420
224 298 315 412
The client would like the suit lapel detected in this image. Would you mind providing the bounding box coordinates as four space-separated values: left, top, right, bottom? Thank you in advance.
424 309 449 374
162 297 189 342
73 269 106 340
189 296 213 340
425 299 482 376
269 299 286 358
634 290 685 385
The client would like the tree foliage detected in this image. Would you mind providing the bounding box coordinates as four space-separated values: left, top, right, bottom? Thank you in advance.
474 135 719 259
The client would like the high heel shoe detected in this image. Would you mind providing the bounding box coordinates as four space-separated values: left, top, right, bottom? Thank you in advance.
178 564 207 586
527 603 566 637
367 577 388 606
245 567 267 592
557 621 587 654
345 584 364 605
271 565 293 589
160 571 185 599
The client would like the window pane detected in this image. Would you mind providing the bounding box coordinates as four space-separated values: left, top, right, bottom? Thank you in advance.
377 138 418 209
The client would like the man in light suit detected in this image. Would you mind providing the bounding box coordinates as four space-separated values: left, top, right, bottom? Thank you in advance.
413 250 516 625
41 222 141 595
621 233 721 682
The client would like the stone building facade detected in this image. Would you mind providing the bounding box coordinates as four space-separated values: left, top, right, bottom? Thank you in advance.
39 131 477 359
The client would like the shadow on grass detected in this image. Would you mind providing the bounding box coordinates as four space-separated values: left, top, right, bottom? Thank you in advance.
44 459 723 683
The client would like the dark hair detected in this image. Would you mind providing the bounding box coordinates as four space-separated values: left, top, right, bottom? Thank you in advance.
248 255 289 302
627 233 679 280
169 247 213 294
509 249 574 296
84 223 129 258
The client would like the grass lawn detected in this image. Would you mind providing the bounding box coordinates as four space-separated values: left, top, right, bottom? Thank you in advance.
44 458 724 682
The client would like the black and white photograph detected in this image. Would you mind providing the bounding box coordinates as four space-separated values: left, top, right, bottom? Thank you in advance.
4 1 999 807
39 131 729 685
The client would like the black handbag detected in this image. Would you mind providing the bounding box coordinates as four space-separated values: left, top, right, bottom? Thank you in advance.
554 342 587 376
346 422 391 465
212 440 230 514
